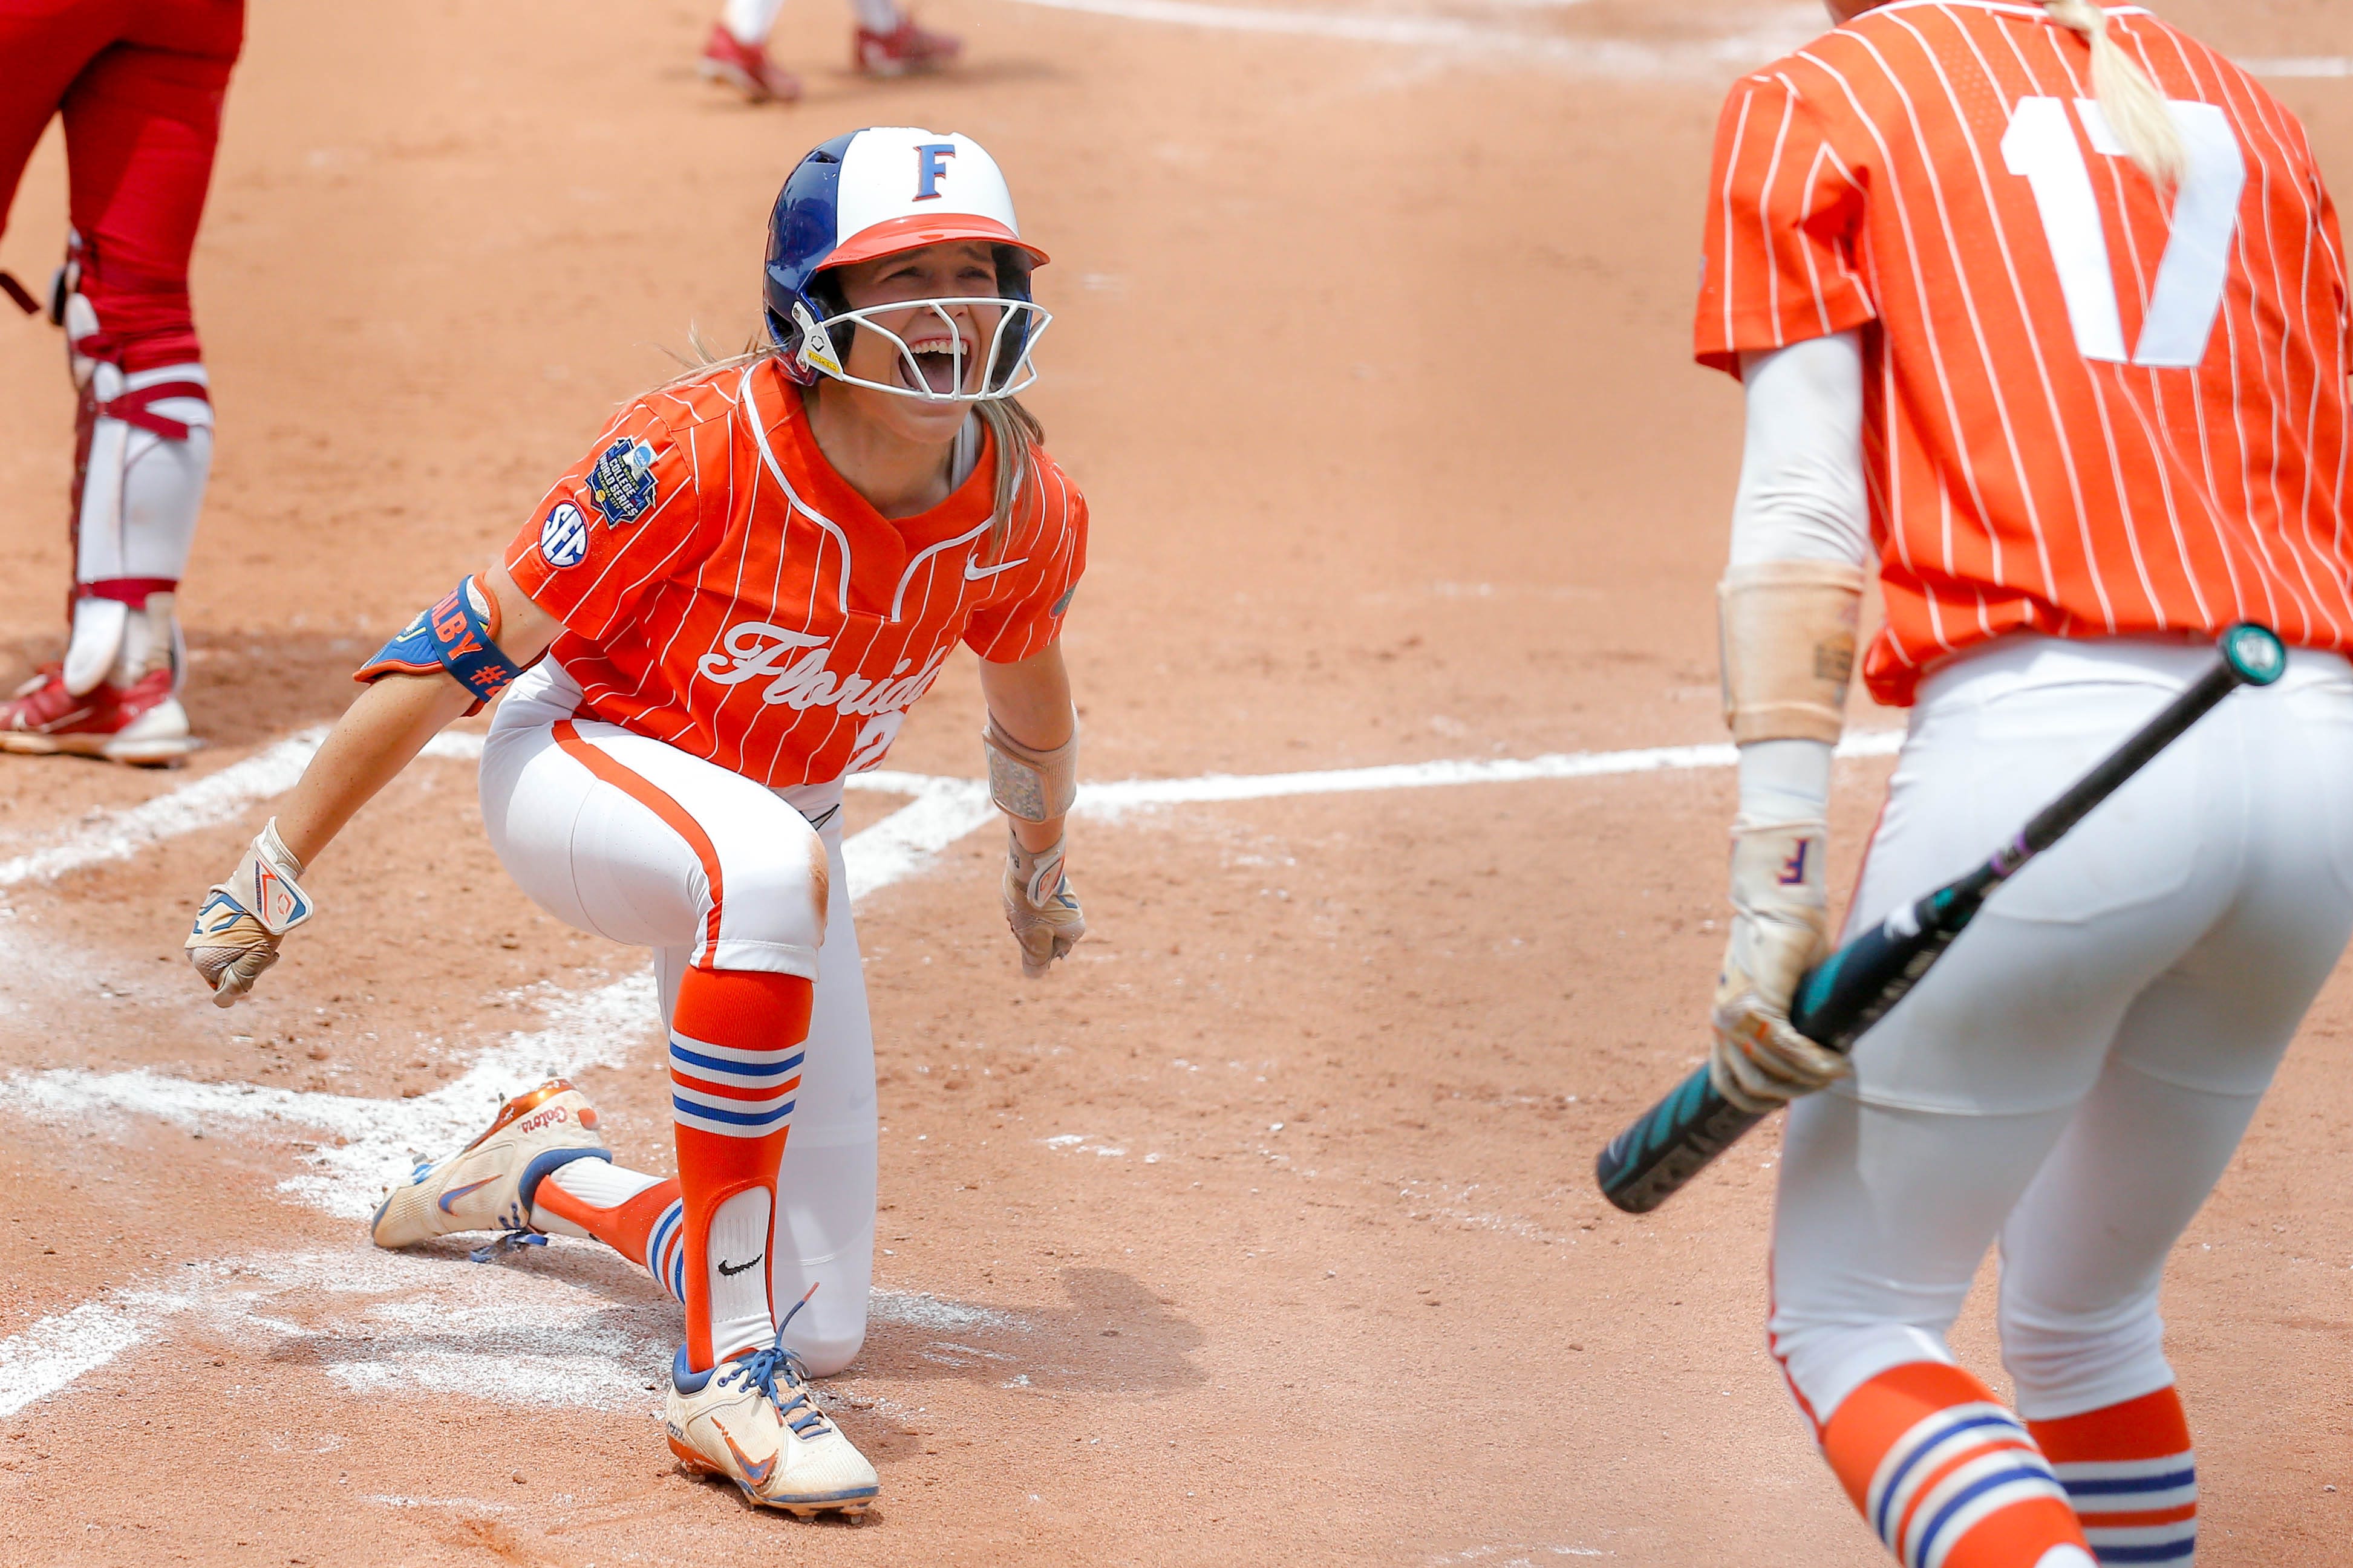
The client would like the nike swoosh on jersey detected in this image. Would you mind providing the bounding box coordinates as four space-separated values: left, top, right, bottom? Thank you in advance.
964 554 1029 582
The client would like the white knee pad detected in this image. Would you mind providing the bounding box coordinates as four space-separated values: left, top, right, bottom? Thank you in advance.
61 288 211 697
1999 1287 2173 1421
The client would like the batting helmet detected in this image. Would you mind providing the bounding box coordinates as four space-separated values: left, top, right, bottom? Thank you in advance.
763 127 1051 400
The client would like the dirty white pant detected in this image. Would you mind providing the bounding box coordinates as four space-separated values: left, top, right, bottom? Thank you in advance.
1769 636 2353 1426
480 660 880 1374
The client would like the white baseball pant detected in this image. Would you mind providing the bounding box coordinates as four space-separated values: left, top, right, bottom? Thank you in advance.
480 659 879 1374
1770 634 2353 1426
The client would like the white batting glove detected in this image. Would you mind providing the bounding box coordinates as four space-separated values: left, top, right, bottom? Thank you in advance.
185 819 316 1008
1709 819 1849 1114
1003 830 1085 979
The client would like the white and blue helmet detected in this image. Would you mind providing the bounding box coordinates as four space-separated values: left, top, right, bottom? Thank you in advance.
763 127 1051 401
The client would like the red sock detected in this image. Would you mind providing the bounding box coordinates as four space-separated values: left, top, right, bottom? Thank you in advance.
667 968 812 1371
1821 1361 2094 1568
2028 1388 2196 1565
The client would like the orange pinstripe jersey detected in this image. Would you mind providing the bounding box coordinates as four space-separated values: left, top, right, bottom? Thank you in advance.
505 358 1085 786
1696 1 2353 705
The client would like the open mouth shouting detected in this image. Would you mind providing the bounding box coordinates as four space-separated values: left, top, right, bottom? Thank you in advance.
896 325 976 397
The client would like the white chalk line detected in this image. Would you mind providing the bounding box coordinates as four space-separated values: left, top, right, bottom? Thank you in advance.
0 1244 1028 1420
988 0 2351 82
0 724 1904 893
0 724 1907 1418
993 0 1823 74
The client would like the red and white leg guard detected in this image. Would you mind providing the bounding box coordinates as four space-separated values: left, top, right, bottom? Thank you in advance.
59 267 210 699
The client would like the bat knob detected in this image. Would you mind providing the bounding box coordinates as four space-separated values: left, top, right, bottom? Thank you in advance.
2220 623 2288 688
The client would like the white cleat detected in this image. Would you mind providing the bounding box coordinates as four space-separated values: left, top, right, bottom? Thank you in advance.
369 1079 610 1249
664 1293 880 1520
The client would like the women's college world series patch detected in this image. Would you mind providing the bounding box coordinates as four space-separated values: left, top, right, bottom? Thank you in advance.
587 437 660 527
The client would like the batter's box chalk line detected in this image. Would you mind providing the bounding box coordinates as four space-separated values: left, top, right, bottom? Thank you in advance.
0 724 1903 1414
0 1245 1033 1421
982 0 2349 83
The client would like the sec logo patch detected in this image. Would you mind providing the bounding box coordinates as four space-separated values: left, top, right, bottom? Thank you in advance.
540 501 590 568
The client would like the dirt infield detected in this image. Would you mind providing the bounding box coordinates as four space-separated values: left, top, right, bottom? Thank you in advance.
2 2 2349 1563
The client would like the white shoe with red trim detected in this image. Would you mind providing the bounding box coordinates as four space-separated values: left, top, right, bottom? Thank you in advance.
699 24 803 103
854 18 961 76
0 665 197 766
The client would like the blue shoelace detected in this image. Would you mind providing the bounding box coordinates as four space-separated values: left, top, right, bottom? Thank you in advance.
714 1291 831 1438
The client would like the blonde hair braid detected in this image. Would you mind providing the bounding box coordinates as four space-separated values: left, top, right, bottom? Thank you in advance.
2041 0 2187 186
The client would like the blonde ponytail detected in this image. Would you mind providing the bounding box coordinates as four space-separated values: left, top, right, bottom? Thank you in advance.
2041 0 2187 186
976 395 1044 567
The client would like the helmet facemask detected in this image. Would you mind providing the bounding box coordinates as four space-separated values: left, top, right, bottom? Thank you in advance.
791 243 1048 403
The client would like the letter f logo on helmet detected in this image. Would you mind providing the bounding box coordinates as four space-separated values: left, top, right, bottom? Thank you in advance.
761 126 1055 402
913 142 956 201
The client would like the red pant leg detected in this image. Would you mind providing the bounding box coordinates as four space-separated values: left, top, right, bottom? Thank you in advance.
0 2 124 249
58 0 244 369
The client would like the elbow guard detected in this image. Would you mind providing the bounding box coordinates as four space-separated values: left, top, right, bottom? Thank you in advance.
355 575 524 715
1718 561 1866 744
984 715 1078 823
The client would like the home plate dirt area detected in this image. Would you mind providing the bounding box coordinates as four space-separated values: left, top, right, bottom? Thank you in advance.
1 2 2349 1564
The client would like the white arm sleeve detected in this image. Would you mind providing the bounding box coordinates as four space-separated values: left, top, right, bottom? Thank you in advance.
1728 330 1870 567
1728 330 1870 824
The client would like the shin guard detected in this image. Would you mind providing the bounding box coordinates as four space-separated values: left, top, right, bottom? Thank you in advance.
60 281 210 697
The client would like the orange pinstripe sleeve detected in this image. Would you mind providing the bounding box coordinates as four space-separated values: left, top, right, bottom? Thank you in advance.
962 480 1087 664
1695 70 1876 377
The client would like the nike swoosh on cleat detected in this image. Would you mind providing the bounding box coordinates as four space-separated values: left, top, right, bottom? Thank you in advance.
715 1421 777 1486
438 1178 498 1213
717 1254 764 1277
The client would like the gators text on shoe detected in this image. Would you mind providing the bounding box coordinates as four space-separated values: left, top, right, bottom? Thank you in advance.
369 1079 610 1249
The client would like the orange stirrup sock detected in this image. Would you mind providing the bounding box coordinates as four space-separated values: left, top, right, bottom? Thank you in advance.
1821 1361 2095 1568
532 1162 682 1278
2028 1388 2196 1566
667 968 814 1373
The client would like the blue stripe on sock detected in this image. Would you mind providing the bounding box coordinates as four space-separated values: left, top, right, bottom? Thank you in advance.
2064 1469 2196 1496
1913 1467 2055 1563
671 1094 795 1128
646 1203 683 1298
2094 1543 2196 1564
1874 1414 2021 1541
667 1042 806 1078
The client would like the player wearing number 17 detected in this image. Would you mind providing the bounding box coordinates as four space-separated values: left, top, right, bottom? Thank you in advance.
1691 4 2351 1567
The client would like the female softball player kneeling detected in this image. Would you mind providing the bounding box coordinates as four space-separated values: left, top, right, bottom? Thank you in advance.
181 126 1088 1519
1695 4 2351 1566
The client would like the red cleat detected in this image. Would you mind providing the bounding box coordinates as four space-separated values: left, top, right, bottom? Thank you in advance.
855 18 962 76
698 23 803 103
0 665 197 766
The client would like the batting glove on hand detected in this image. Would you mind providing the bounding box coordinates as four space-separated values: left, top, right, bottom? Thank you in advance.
1003 830 1085 979
1709 819 1849 1114
185 818 316 1009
